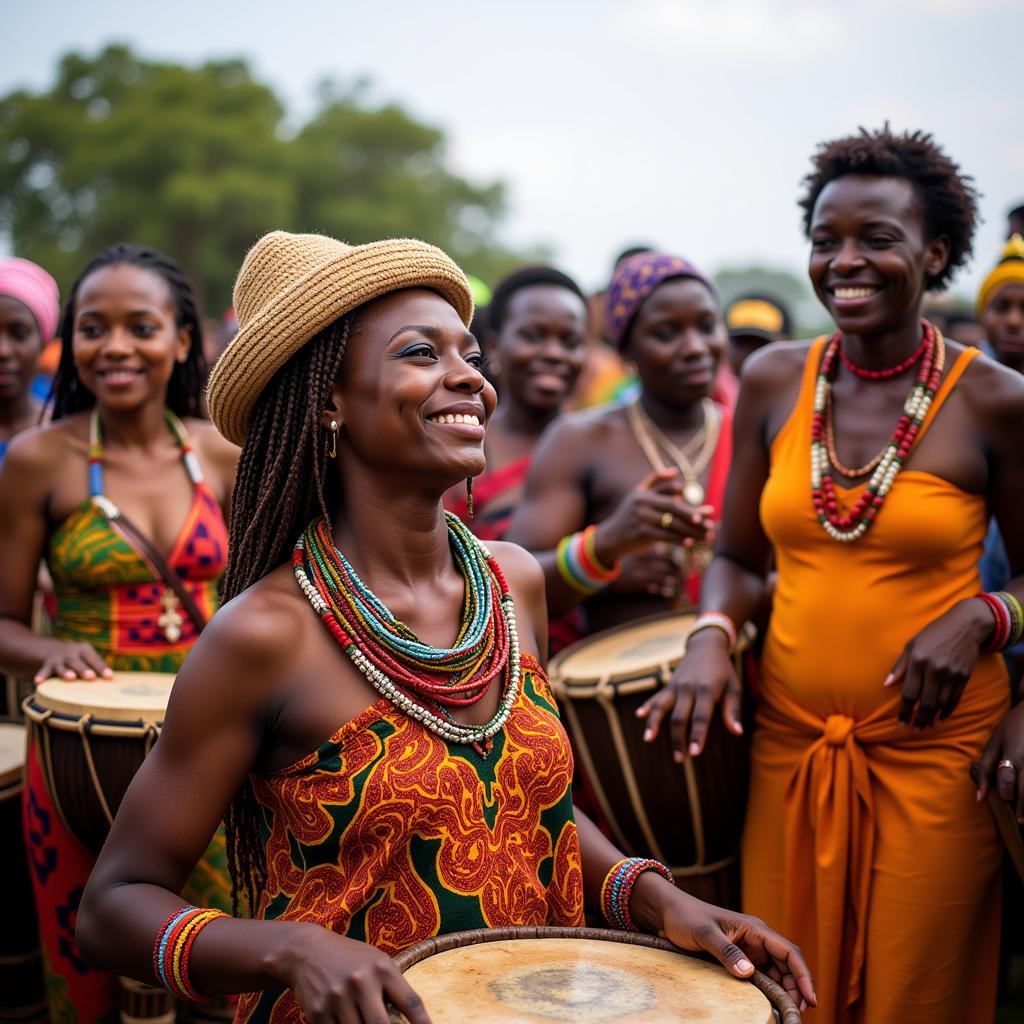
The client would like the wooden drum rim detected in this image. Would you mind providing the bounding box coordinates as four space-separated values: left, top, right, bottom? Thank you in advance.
388 926 799 1024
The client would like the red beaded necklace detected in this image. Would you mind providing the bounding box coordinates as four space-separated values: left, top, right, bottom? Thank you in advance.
810 320 945 543
839 334 929 380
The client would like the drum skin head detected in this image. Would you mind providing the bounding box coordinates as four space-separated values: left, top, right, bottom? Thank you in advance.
32 672 175 723
0 722 26 795
402 938 773 1023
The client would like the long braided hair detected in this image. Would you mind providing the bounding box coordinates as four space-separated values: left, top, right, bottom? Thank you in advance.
49 243 207 421
221 313 354 914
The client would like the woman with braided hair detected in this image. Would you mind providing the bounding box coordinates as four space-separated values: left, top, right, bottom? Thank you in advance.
76 231 814 1023
0 243 239 1020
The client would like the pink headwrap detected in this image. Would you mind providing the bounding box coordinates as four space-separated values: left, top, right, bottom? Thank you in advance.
0 258 60 342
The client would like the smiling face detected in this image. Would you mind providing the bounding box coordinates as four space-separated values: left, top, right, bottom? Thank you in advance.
0 294 43 403
490 284 587 413
808 175 949 336
983 283 1024 371
72 264 190 413
624 277 725 406
329 288 496 486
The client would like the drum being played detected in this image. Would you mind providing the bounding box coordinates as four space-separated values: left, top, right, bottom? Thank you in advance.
390 927 798 1024
549 611 750 907
23 672 174 856
0 722 48 1023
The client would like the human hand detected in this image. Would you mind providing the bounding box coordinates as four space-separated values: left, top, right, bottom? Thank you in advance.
593 469 714 566
974 702 1024 822
636 627 742 762
274 923 431 1024
609 546 682 598
631 873 816 1014
34 640 114 683
884 597 993 728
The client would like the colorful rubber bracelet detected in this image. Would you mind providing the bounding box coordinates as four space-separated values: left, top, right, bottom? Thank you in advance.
978 592 1011 653
995 592 1024 647
556 526 619 595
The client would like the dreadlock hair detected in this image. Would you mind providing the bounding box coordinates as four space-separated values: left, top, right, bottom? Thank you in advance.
799 126 980 293
221 313 354 914
48 243 207 421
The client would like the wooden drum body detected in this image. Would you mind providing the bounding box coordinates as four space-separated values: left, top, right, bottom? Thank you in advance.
390 927 798 1023
22 673 174 857
0 722 49 1023
549 612 750 906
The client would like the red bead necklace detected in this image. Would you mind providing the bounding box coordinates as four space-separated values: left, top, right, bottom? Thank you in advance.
810 320 945 542
839 334 929 380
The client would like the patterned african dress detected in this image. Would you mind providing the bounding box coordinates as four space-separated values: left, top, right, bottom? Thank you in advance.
23 480 229 1023
235 654 583 1023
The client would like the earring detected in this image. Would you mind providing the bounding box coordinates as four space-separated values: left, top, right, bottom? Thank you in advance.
466 476 475 519
326 420 338 459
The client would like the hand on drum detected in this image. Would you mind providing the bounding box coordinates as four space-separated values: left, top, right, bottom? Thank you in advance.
275 922 431 1024
883 598 991 728
593 468 714 565
33 639 114 683
974 702 1024 822
636 627 742 762
633 872 816 1013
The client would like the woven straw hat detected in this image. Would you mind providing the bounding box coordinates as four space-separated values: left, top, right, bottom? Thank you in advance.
207 231 474 445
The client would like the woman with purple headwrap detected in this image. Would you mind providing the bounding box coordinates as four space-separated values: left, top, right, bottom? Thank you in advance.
0 258 60 463
505 251 732 637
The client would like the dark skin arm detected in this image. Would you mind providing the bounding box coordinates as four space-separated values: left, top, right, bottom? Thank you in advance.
638 346 799 761
885 356 1024 727
0 425 114 681
505 413 712 617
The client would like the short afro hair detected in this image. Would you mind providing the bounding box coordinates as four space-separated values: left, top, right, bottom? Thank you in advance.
799 126 980 292
486 266 588 333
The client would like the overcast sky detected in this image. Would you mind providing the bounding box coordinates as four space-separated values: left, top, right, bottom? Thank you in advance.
4 0 1022 302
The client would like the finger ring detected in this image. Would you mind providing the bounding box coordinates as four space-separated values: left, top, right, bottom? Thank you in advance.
999 759 1017 772
661 512 674 529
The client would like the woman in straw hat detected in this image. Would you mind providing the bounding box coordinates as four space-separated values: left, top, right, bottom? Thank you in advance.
77 231 814 1022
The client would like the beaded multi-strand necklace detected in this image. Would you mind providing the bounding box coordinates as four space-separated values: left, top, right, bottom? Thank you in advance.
810 319 945 543
293 513 521 754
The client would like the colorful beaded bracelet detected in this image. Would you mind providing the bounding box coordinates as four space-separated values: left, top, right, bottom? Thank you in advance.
152 905 226 1002
599 857 674 932
684 611 737 654
556 525 620 595
977 592 1024 653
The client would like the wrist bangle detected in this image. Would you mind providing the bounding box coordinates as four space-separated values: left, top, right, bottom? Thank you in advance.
599 857 674 932
995 592 1024 648
977 592 1013 653
153 904 227 1002
685 612 737 654
556 525 620 595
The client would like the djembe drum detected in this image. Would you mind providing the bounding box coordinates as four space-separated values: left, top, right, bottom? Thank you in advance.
23 673 179 1024
549 612 751 907
389 927 799 1023
0 722 48 1023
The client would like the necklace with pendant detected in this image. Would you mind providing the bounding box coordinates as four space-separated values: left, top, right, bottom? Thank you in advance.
89 408 201 642
627 397 720 505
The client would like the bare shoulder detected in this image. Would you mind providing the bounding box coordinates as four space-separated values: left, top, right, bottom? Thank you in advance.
184 418 239 477
740 339 815 396
173 563 310 708
530 402 629 476
487 540 545 598
0 416 87 494
956 345 1024 431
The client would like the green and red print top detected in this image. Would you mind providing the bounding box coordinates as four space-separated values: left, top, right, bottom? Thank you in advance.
235 654 583 1023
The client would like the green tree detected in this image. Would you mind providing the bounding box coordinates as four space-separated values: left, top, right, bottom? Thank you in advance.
0 46 534 313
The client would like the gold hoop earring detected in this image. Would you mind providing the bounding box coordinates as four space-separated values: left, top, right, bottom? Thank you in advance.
327 420 338 459
466 476 475 519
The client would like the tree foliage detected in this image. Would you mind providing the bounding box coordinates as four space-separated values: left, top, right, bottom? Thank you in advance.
0 46 532 312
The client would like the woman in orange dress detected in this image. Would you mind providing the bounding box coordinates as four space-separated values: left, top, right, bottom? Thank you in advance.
640 127 1024 1023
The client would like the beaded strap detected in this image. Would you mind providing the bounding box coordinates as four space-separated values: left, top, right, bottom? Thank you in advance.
556 526 620 595
152 905 226 1002
600 857 674 932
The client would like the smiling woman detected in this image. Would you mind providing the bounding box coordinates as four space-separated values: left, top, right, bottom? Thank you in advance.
73 231 816 1024
641 127 1024 1024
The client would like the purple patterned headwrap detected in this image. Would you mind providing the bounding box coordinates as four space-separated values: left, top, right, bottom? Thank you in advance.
605 251 716 351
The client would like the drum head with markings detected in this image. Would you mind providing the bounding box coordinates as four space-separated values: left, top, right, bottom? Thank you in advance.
551 612 697 686
32 672 175 723
0 722 26 797
402 937 773 1024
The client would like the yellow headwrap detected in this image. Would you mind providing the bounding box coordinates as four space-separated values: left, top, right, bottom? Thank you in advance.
977 233 1024 315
